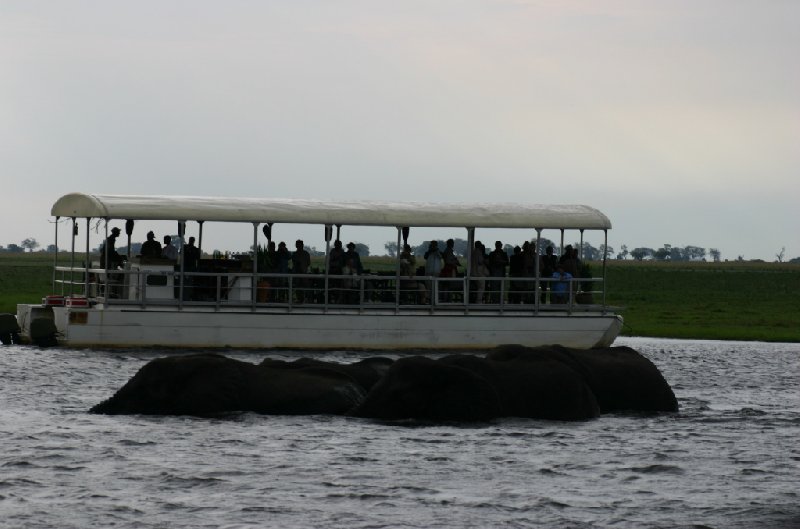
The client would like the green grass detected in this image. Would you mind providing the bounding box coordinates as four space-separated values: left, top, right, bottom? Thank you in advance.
2 253 798 342
605 260 800 342
0 253 58 313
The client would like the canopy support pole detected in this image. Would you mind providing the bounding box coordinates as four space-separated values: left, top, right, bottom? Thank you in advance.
52 216 59 293
84 218 90 296
535 228 542 315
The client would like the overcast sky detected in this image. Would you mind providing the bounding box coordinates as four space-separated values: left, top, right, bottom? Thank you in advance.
2 0 797 260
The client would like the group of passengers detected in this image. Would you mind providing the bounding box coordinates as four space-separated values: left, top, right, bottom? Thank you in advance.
256 239 365 303
101 225 582 305
420 239 582 304
100 228 197 269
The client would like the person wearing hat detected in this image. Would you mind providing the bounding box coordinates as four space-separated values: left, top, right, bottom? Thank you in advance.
99 226 125 269
140 230 162 258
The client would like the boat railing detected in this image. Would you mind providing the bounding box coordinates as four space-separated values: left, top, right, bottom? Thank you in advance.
51 265 608 314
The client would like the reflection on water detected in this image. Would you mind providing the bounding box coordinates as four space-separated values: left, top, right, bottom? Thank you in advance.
0 337 798 528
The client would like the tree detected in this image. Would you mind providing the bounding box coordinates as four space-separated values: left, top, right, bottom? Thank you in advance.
654 244 672 261
776 247 786 263
709 248 721 262
630 247 654 261
599 244 614 260
573 242 599 261
384 242 398 257
353 242 370 257
683 246 706 261
20 238 39 253
5 243 24 253
617 244 629 260
46 244 58 253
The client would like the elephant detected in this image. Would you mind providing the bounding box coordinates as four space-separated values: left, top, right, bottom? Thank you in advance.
351 355 503 422
90 346 677 422
258 356 393 393
90 353 367 416
487 345 679 414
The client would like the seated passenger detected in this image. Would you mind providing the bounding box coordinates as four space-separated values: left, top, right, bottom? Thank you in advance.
551 264 573 304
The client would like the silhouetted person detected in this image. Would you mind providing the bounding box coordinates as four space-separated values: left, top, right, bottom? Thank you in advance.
487 241 509 302
140 231 162 258
345 242 363 274
540 245 557 303
161 235 178 260
182 236 200 270
100 227 124 269
292 240 311 302
509 245 524 303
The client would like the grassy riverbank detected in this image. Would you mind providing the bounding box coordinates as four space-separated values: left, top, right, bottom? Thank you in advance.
1 253 798 342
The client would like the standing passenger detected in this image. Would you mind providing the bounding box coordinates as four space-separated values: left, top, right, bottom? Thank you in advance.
424 241 443 303
470 241 488 303
487 241 509 303
345 242 364 274
161 235 178 260
540 245 557 303
140 231 162 258
292 240 311 303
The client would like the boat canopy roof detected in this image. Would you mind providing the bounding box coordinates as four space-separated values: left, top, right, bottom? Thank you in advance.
52 193 612 230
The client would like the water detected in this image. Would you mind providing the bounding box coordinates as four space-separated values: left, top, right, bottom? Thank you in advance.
1 337 798 529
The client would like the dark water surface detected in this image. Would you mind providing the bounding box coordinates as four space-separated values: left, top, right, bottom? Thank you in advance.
1 338 798 528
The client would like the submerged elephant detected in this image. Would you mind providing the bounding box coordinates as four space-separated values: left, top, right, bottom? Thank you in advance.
90 345 678 422
90 354 368 416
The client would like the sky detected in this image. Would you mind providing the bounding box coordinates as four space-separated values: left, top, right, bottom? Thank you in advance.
1 0 798 260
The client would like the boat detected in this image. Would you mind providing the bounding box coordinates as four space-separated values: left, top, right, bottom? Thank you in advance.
15 193 623 349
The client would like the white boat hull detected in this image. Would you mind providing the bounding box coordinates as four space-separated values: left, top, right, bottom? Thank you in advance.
17 304 622 350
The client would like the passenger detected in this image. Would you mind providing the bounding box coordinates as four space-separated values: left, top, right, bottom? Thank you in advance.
441 239 460 277
292 240 311 303
470 241 488 304
540 245 557 304
508 245 524 304
560 244 579 278
522 241 536 304
441 239 460 301
487 241 509 303
399 244 424 304
265 241 278 273
99 226 125 269
342 257 359 303
345 242 364 275
551 264 573 304
161 235 178 260
327 240 345 303
140 231 162 258
292 239 311 274
182 236 201 270
275 241 291 302
399 244 416 276
328 240 345 276
424 241 443 302
276 242 291 274
180 236 201 300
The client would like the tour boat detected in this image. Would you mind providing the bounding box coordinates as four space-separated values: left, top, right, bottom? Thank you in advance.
16 193 623 349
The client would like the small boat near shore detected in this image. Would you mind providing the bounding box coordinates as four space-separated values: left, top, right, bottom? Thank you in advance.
15 193 622 349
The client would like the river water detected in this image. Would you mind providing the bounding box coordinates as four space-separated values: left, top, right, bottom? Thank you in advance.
1 337 798 529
